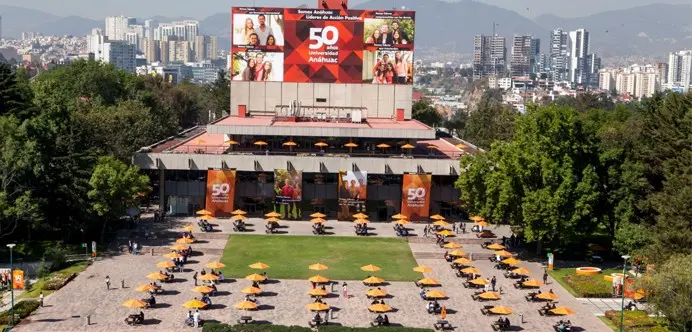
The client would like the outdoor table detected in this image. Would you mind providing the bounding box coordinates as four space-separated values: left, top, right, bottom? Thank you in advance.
434 320 453 331
237 316 253 324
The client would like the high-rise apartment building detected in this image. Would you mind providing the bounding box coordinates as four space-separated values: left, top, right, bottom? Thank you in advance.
568 28 589 84
600 64 658 99
87 28 106 60
105 16 135 41
473 34 506 80
194 35 218 61
159 41 170 64
154 21 199 42
549 29 569 81
143 38 159 63
667 50 692 90
144 20 159 40
510 35 538 77
125 32 139 50
103 41 136 73
656 62 668 85
167 40 192 63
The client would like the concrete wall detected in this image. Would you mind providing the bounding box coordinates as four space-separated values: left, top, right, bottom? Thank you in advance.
230 81 413 118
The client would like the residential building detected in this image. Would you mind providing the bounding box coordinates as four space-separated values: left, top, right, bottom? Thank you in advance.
144 20 159 40
598 68 616 91
568 28 589 84
667 50 692 90
548 29 569 81
634 71 657 98
143 38 159 63
87 28 106 61
194 35 218 61
656 62 668 85
103 40 136 73
168 40 191 63
473 34 506 80
510 35 536 77
124 32 139 51
105 16 135 41
601 64 659 99
159 41 170 64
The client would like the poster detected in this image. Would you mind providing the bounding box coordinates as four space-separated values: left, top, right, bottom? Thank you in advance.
337 171 367 221
205 170 237 217
401 173 432 220
273 169 303 219
12 270 24 290
231 6 415 84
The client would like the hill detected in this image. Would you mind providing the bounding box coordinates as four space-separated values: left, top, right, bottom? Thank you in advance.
0 6 101 37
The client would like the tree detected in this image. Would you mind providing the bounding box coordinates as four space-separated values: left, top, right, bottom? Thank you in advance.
640 254 692 331
412 98 443 127
88 156 150 241
0 63 35 120
209 69 230 119
443 110 467 138
463 90 517 149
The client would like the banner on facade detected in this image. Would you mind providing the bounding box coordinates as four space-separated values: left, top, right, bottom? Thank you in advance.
12 270 24 290
205 170 237 217
273 169 302 219
337 170 367 220
401 173 431 220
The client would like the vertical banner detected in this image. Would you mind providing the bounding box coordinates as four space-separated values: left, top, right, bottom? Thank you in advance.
401 173 431 221
12 270 24 290
205 170 237 217
337 171 368 221
273 169 303 220
547 253 554 270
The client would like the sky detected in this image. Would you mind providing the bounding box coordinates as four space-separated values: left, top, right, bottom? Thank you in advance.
0 0 690 20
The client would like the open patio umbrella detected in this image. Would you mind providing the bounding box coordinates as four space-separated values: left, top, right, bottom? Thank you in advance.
417 278 440 286
310 218 327 224
354 218 369 224
487 243 505 250
306 303 330 311
265 212 281 218
265 217 280 223
455 143 467 149
282 141 297 147
489 306 512 315
536 292 559 301
308 263 329 271
191 286 214 293
245 274 266 282
314 142 329 148
156 261 176 268
522 279 542 287
470 216 485 221
448 249 466 257
231 215 247 221
234 301 258 310
366 289 388 298
199 215 213 221
432 220 451 227
196 209 212 215
511 267 531 276
199 274 220 281
437 230 455 237
147 272 168 280
413 266 432 273
176 237 194 244
122 299 147 308
241 286 263 295
249 262 270 270
163 252 183 259
360 264 381 272
478 291 501 300
308 288 329 297
494 250 514 257
352 213 368 219
310 212 326 218
376 143 391 152
308 275 330 283
501 257 521 265
224 139 239 145
460 267 480 275
550 307 576 316
391 214 407 219
363 276 384 285
401 143 415 149
183 225 194 232
453 257 473 265
205 261 225 269
368 304 393 313
394 219 410 225
425 290 447 299
469 277 489 286
231 209 247 215
344 142 358 153
253 141 268 147
430 214 445 220
135 284 157 292
194 138 207 145
443 242 462 249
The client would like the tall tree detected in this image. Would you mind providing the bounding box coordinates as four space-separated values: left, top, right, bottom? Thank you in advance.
412 98 443 127
463 90 516 149
0 63 35 120
640 254 692 331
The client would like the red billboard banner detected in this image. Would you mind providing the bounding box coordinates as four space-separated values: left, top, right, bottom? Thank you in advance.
401 173 432 221
205 170 237 217
231 7 415 84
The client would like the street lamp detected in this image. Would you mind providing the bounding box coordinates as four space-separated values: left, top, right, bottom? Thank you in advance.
6 244 16 327
619 254 631 332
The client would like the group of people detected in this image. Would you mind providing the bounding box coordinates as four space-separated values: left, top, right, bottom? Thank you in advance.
393 223 409 237
425 300 442 314
126 311 145 325
365 21 410 46
555 320 573 331
494 317 511 329
233 219 247 232
373 314 390 326
241 15 277 47
158 270 175 283
127 240 141 255
185 309 202 328
240 53 274 82
197 218 213 232
372 52 410 84
354 223 369 236
193 269 225 286
312 222 326 235
0 271 11 290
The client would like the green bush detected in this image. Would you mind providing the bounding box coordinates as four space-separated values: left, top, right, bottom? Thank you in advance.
42 273 75 291
0 299 41 325
202 323 433 332
564 274 612 298
604 310 664 332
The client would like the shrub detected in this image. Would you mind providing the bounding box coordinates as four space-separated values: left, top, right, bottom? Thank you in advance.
44 244 69 271
42 273 75 291
604 310 661 332
202 323 434 332
564 274 611 298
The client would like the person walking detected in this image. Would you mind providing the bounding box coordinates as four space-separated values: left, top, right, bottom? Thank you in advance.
342 282 348 298
39 292 44 307
193 309 200 328
105 275 111 290
491 276 497 291
452 222 457 234
543 270 549 285
133 241 138 255
128 240 133 254
193 272 198 286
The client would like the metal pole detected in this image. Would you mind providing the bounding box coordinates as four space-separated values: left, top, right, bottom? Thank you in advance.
7 244 16 327
619 255 630 332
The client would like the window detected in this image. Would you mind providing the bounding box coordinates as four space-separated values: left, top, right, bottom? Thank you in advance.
316 98 327 103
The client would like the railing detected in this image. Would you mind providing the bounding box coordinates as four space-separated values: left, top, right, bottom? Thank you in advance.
65 254 92 262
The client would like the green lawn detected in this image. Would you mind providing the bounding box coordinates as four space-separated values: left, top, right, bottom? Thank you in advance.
599 316 617 331
548 267 621 297
19 261 90 299
220 235 421 281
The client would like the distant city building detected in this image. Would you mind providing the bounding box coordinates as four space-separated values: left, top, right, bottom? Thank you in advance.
143 38 159 63
510 35 539 77
105 16 135 41
103 41 136 73
473 34 506 80
667 50 692 91
21 32 40 41
567 28 600 87
154 20 199 42
87 29 106 60
144 20 159 40
194 35 218 61
168 40 192 63
548 28 569 82
656 62 668 85
599 64 659 98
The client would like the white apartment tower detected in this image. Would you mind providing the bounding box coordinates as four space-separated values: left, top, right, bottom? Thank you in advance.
667 50 692 90
568 28 589 84
87 28 106 61
105 16 135 41
549 29 569 81
144 20 159 40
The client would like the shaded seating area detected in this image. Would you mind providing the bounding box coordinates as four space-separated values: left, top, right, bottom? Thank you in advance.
433 320 454 331
491 317 511 331
124 312 144 326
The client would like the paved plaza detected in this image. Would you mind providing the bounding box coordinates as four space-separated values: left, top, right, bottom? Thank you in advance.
15 217 610 332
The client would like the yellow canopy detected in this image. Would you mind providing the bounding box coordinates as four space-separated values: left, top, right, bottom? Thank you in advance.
469 277 489 285
490 306 512 315
310 212 326 218
437 230 455 237
122 299 147 308
245 274 266 282
449 249 466 257
308 275 330 283
536 292 559 301
198 274 220 281
241 286 263 295
511 267 531 276
494 250 514 257
363 276 385 284
156 261 176 268
205 262 225 269
550 307 576 315
487 243 505 250
282 141 297 147
163 252 183 259
253 141 268 146
413 266 432 273
308 288 329 296
199 215 213 221
234 301 258 310
314 142 329 147
146 272 168 280
417 277 440 286
135 284 157 292
354 218 369 224
310 218 327 223
478 291 501 300
344 142 358 148
425 290 447 299
231 215 247 221
453 257 473 265
432 220 451 227
249 262 270 270
366 288 388 297
391 214 407 219
225 139 239 145
306 303 330 311
231 209 247 215
182 299 208 309
522 279 542 287
191 286 214 293
460 267 480 275
196 209 212 215
176 237 194 244
470 216 485 221
308 263 329 271
501 257 521 265
393 219 410 225
443 242 462 249
360 264 381 272
352 213 368 219
430 214 445 220
475 221 489 227
265 217 280 222
265 212 281 217
368 304 393 313
400 144 415 149
376 143 391 148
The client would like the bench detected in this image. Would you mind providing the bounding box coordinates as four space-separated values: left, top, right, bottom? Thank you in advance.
434 320 454 330
492 322 509 331
237 316 253 324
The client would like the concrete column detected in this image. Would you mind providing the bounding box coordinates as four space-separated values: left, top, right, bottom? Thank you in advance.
158 168 165 213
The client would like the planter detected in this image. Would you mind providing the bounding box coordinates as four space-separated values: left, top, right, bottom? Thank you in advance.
575 267 602 275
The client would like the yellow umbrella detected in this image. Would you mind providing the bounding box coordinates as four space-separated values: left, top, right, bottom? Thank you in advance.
306 303 330 311
369 304 393 312
163 252 183 259
231 215 247 221
253 141 268 146
352 213 368 219
470 216 485 221
511 267 531 276
449 249 466 257
199 274 220 281
438 230 455 237
494 250 514 257
401 144 415 149
241 286 263 295
308 263 329 271
265 212 281 217
182 299 208 309
176 237 194 244
425 290 447 299
234 301 258 310
205 262 225 269
501 257 521 265
391 214 407 219
231 209 247 215
460 267 480 275
191 286 214 293
122 299 147 308
469 277 489 285
308 288 329 297
196 209 212 215
309 275 330 283
363 276 384 284
156 261 176 268
432 220 451 227
376 143 391 148
427 145 438 150
225 139 239 145
344 142 358 148
443 242 462 249
360 264 381 272
455 143 467 149
417 278 440 286
310 212 326 218
489 306 513 315
536 292 559 301
475 221 489 227
146 272 168 280
265 217 280 223
366 288 388 297
430 214 445 220
245 274 266 282
314 142 328 147
310 218 327 223
394 219 410 225
249 262 270 270
453 257 473 265
135 284 157 292
354 218 369 224
487 243 505 250
478 291 501 300
550 307 576 316
282 141 297 147
183 225 194 232
413 266 432 273
199 215 213 221
522 279 542 287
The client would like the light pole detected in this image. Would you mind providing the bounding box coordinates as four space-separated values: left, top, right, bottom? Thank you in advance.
619 254 631 332
6 243 16 327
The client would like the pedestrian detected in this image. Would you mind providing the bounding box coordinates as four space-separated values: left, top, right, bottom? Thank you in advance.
491 276 497 291
193 309 200 328
342 282 348 298
423 225 428 238
193 272 198 286
133 241 138 255
461 222 466 234
39 292 44 307
325 308 330 324
105 275 111 290
543 270 549 285
452 222 457 234
128 240 133 254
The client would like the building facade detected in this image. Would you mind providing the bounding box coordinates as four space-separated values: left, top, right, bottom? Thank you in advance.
549 28 569 82
510 35 538 77
473 34 506 80
667 50 692 91
105 16 135 41
103 41 136 73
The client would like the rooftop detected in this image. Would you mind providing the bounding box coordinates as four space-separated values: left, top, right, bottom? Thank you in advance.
215 115 433 131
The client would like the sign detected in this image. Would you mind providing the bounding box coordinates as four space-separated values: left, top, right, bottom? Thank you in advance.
337 171 367 221
231 6 415 84
12 270 24 290
547 253 554 270
273 169 303 220
205 170 237 217
400 173 431 220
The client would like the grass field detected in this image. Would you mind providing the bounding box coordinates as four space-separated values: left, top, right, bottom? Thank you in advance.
19 261 90 299
220 235 420 281
548 267 621 297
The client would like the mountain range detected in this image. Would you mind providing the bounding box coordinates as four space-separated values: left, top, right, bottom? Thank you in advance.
2 1 691 57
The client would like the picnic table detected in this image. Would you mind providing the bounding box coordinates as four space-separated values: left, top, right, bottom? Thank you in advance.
434 320 454 331
237 315 253 324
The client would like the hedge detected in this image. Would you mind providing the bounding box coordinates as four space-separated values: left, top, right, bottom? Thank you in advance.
202 323 434 332
604 310 665 332
0 300 41 325
563 274 611 298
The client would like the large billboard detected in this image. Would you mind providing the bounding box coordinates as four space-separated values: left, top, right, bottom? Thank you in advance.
273 169 303 219
337 171 367 221
231 7 415 84
401 173 432 221
205 170 237 217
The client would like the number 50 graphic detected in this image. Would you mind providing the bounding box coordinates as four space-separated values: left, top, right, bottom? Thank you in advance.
407 188 426 201
212 183 230 196
309 26 339 49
